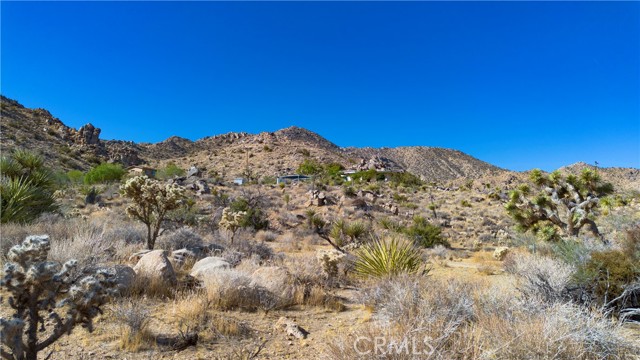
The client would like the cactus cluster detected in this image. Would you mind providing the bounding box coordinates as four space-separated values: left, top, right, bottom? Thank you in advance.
1 235 116 360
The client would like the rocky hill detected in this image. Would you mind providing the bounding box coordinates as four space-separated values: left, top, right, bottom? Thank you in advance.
2 96 637 189
0 96 143 170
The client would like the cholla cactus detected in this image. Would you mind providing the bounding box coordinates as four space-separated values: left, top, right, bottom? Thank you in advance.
121 176 186 250
0 235 116 360
219 207 246 243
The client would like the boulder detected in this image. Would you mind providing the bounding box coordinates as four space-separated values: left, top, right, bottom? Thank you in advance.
493 247 510 261
133 250 177 286
187 166 200 178
251 267 291 295
189 256 231 279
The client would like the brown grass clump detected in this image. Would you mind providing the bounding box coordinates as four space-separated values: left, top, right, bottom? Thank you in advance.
110 299 154 352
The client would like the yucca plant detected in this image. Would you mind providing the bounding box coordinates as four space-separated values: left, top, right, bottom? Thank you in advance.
0 150 57 224
354 236 423 278
345 221 368 243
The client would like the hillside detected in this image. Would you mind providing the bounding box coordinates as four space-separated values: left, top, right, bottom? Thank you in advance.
1 96 638 189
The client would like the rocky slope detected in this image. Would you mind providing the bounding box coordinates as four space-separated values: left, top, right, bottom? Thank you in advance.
2 96 637 189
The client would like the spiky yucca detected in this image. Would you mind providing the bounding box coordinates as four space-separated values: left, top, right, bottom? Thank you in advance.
0 150 57 224
354 237 423 278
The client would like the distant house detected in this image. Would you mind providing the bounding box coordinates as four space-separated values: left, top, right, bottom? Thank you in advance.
233 178 245 185
127 166 156 178
276 174 311 185
341 169 358 182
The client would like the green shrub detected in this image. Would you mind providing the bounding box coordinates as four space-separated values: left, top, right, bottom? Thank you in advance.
379 217 404 233
460 199 471 207
229 197 269 231
406 216 447 248
84 163 126 184
574 250 639 307
156 162 185 180
67 170 85 184
0 150 57 224
354 237 423 278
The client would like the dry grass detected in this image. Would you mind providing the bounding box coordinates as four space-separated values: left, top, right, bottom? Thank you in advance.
326 275 639 359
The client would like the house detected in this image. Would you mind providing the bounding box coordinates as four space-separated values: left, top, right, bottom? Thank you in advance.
276 174 311 184
127 166 156 178
233 178 245 185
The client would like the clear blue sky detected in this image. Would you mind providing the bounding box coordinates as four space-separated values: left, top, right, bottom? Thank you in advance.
2 1 638 171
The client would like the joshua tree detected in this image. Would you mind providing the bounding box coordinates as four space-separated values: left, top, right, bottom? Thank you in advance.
1 236 116 360
505 168 613 242
121 176 186 249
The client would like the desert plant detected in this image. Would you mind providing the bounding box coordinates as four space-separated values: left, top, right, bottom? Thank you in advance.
219 207 246 244
406 215 447 248
354 236 423 278
229 196 268 231
0 150 57 224
506 168 613 242
84 163 126 185
156 162 185 180
344 221 368 243
66 170 85 185
120 175 187 249
0 235 116 360
157 226 203 251
574 249 639 308
111 299 151 351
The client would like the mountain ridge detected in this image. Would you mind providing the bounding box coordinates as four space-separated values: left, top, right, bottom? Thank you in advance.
1 96 637 190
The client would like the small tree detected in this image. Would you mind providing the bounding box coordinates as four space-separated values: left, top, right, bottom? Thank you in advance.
1 235 116 360
219 207 246 243
120 176 186 250
506 168 613 242
0 150 57 224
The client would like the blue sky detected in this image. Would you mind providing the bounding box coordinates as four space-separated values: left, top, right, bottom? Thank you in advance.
2 1 638 171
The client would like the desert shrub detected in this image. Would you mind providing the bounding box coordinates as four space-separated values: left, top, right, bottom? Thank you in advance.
328 276 639 359
121 175 187 249
103 224 146 245
0 150 57 224
574 249 639 308
343 186 356 198
47 220 119 267
110 299 152 351
157 227 204 251
84 163 126 184
460 199 471 207
66 169 85 184
226 238 274 262
354 236 423 278
387 171 423 188
620 224 640 261
83 186 101 204
256 230 277 242
156 162 185 180
504 252 575 303
378 217 404 232
0 235 116 360
229 197 269 231
405 215 448 248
